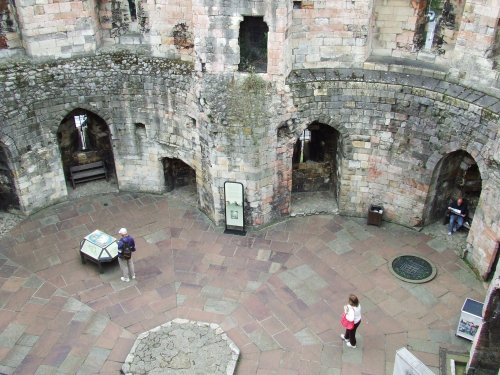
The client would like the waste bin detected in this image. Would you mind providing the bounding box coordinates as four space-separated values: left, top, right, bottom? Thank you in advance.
456 298 483 341
367 205 383 226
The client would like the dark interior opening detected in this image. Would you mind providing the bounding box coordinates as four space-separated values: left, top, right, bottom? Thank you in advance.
127 0 137 22
292 122 341 194
57 109 116 186
162 158 196 192
423 150 482 225
238 16 268 73
0 145 20 211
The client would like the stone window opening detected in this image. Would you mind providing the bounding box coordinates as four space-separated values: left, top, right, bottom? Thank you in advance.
420 0 462 54
238 16 268 73
493 18 500 69
296 129 310 163
0 0 17 50
111 0 149 36
74 114 89 151
293 126 327 164
293 1 314 10
134 123 146 155
134 122 146 135
127 0 137 22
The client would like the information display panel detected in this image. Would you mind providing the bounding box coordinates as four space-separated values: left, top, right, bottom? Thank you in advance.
80 229 119 273
224 181 246 235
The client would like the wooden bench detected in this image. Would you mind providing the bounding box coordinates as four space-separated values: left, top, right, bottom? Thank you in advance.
70 161 107 189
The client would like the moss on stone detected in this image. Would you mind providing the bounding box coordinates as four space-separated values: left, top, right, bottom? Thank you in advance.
482 109 498 123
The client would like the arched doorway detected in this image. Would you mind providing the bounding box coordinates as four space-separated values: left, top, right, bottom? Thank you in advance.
0 145 20 211
423 150 482 226
57 109 116 189
161 157 197 205
290 122 342 215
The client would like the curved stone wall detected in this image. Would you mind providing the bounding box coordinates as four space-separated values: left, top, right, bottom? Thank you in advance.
286 68 498 222
0 53 197 214
0 56 499 276
285 68 499 278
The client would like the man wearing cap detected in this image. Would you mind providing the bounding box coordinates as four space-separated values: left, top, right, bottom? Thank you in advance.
117 228 136 282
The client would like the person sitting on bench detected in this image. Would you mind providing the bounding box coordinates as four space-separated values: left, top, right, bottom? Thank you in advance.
447 197 468 235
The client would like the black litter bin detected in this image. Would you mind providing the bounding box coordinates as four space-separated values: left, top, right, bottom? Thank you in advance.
367 205 383 226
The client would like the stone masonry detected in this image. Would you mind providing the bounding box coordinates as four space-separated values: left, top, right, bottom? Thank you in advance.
0 2 499 370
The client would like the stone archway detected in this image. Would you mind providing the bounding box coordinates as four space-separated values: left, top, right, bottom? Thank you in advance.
161 157 197 205
423 150 482 226
57 109 116 188
0 144 20 211
290 121 342 215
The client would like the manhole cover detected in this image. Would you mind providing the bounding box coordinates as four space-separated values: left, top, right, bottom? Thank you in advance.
389 254 436 283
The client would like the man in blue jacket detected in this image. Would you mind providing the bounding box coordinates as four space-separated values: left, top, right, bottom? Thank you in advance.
447 198 468 235
117 228 136 282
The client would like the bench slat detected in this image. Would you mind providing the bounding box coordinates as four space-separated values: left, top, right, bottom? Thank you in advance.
69 161 107 189
71 169 106 179
70 161 105 173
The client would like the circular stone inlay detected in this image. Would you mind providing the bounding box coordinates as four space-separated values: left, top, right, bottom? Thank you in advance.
389 254 437 283
122 319 240 375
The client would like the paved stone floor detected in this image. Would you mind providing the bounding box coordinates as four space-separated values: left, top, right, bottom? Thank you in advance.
0 188 486 374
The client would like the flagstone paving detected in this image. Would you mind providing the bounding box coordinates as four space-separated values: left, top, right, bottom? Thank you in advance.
0 191 486 374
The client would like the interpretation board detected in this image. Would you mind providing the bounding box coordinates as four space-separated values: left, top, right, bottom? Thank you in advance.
224 181 246 236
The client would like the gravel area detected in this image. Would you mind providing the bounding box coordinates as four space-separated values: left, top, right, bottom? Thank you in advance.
0 211 24 239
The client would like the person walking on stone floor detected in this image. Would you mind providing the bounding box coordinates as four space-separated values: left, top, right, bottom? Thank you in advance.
340 294 362 348
117 227 136 282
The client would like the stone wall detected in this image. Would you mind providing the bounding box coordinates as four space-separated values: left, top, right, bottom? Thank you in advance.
451 0 500 89
290 0 370 68
1 0 497 93
0 0 22 55
18 0 101 58
1 53 498 275
0 52 194 213
467 268 500 373
198 73 286 225
467 172 500 280
0 0 498 367
285 68 499 278
372 0 419 57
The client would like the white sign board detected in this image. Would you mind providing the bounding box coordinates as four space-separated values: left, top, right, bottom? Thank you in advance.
224 181 245 235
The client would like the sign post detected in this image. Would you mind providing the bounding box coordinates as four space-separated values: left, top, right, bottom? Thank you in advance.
224 181 246 236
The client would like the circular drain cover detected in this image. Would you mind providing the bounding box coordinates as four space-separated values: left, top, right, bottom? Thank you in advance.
389 255 436 283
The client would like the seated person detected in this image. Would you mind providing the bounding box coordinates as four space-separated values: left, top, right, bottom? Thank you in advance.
447 197 468 235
